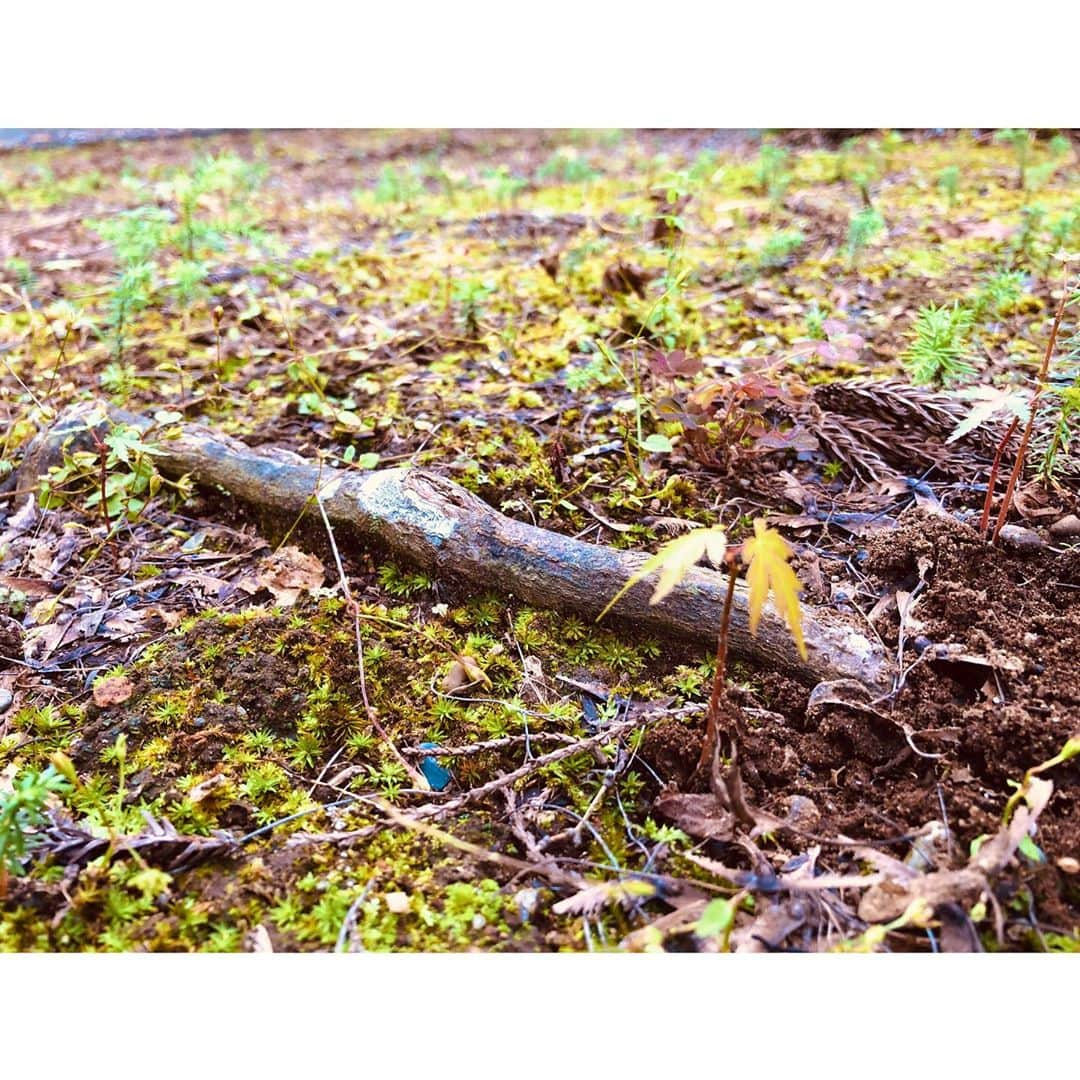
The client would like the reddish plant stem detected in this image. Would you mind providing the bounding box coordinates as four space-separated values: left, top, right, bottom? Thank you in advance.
90 429 112 536
698 559 739 775
979 416 1019 538
992 284 1069 544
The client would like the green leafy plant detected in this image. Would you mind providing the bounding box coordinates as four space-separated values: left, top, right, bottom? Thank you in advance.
452 277 496 333
537 149 599 184
995 128 1032 190
1039 370 1080 483
1048 209 1080 253
757 229 805 270
481 165 527 205
3 256 36 292
1014 204 1047 263
0 765 71 888
87 152 267 356
373 164 427 205
846 207 885 264
753 143 791 205
850 166 876 209
973 269 1028 318
938 165 960 209
901 302 976 386
41 419 178 526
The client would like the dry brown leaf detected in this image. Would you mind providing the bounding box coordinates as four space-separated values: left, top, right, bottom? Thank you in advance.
442 654 491 694
92 675 134 708
145 605 182 630
253 546 325 606
653 792 735 842
551 878 658 917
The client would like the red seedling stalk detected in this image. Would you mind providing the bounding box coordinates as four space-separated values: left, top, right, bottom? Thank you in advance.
979 416 1019 538
991 283 1069 545
698 555 740 775
89 428 112 537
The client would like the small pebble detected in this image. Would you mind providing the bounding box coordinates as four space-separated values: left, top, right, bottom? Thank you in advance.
384 891 410 915
998 524 1047 553
0 688 12 714
1048 514 1080 541
785 794 821 832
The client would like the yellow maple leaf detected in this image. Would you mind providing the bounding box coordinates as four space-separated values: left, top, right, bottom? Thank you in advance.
742 519 807 660
596 527 728 622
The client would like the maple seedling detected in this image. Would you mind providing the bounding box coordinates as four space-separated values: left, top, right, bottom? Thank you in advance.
598 520 807 812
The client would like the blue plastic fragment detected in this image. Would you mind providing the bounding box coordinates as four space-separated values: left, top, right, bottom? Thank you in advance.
419 742 452 791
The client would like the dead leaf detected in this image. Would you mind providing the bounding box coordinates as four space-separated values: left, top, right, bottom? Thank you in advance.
253 546 325 606
653 792 735 842
601 261 648 299
187 773 229 804
552 878 658 916
3 497 37 536
442 654 491 694
145 605 182 630
92 675 134 708
246 925 275 953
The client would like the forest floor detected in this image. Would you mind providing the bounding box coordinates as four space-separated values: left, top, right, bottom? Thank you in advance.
0 128 1078 952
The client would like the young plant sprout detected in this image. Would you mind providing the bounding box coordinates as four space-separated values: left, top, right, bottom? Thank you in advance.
598 519 806 813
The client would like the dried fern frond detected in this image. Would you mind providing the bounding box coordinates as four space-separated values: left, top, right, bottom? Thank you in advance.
807 379 1026 479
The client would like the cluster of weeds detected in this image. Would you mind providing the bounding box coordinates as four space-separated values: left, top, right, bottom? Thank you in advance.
86 151 267 359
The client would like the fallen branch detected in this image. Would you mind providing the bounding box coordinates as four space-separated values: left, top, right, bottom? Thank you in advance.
16 401 895 691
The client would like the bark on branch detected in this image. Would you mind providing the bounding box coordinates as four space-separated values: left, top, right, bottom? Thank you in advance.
16 402 896 692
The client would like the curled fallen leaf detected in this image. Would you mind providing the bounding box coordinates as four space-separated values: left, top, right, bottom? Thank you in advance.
442 654 491 694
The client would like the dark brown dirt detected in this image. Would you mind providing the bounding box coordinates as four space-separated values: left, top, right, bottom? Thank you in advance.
666 508 1080 932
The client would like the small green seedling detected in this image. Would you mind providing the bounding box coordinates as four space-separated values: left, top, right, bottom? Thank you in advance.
938 165 960 209
901 302 976 386
846 208 885 265
0 765 71 891
995 128 1032 190
758 230 805 270
598 519 806 798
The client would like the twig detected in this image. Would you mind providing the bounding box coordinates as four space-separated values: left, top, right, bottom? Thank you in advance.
406 710 668 821
698 559 738 774
979 416 1019 538
334 879 376 953
400 731 580 758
